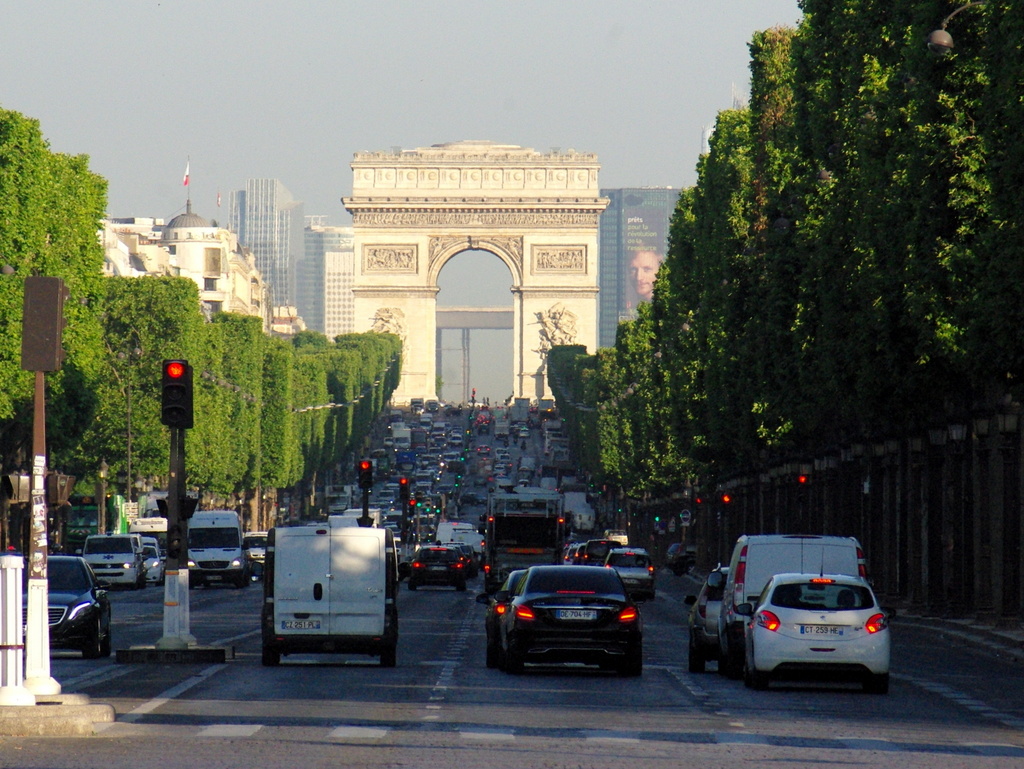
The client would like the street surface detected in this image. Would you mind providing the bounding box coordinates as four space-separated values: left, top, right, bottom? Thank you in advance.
4 567 1024 768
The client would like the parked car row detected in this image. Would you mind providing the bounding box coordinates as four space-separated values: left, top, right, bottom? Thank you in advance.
685 534 894 694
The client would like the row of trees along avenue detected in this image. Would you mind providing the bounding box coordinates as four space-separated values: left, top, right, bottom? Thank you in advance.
550 2 1024 626
0 107 401 551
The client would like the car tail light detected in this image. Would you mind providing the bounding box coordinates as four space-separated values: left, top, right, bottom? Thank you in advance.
618 607 638 623
483 564 491 573
647 565 654 574
514 606 535 621
733 546 747 607
865 612 888 634
412 561 423 569
857 546 867 578
756 610 781 632
454 562 464 569
495 604 507 615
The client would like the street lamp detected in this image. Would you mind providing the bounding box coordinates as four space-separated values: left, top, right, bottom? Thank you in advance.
97 459 108 535
927 2 987 54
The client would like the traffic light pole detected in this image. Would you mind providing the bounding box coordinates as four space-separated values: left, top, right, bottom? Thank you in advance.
157 426 193 649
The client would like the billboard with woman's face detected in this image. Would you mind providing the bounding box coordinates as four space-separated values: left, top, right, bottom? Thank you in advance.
621 194 667 316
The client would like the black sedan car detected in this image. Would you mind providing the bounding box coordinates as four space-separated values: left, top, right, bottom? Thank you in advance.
476 569 528 668
408 545 467 590
39 555 112 658
496 565 642 676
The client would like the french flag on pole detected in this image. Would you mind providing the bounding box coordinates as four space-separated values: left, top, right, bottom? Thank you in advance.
183 160 190 187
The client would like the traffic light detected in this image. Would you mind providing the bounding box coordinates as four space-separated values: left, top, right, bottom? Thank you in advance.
721 493 732 505
161 359 194 429
398 477 410 503
357 459 374 490
21 276 69 372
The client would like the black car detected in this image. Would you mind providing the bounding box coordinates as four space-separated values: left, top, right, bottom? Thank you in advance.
476 569 528 668
577 539 618 566
36 555 112 658
408 546 467 590
665 543 696 575
496 565 642 676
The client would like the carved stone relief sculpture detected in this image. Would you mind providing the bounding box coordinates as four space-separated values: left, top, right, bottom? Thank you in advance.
364 245 417 272
370 307 407 340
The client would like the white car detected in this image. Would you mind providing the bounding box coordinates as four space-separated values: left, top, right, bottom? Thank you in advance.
603 547 655 600
141 543 164 586
737 573 893 693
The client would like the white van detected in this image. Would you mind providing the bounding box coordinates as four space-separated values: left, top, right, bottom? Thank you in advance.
81 533 145 589
187 510 247 588
717 534 867 678
261 521 399 667
435 521 482 554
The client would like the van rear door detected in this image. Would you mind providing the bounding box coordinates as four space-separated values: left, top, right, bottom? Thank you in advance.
330 529 386 636
274 526 331 634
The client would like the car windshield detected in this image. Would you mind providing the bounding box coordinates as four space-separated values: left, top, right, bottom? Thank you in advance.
608 552 650 568
526 569 625 596
83 537 133 554
770 582 874 611
143 546 159 559
48 560 92 593
189 528 240 548
243 535 266 549
418 548 457 563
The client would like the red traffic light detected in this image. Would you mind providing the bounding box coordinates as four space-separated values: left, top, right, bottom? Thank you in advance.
721 493 732 504
398 477 409 486
359 460 371 472
798 474 808 484
165 360 186 379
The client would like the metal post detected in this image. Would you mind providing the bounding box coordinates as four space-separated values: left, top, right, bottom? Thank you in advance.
0 555 34 705
158 427 192 648
24 370 60 695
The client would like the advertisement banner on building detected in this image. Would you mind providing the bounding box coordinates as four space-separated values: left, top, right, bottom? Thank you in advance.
620 194 668 319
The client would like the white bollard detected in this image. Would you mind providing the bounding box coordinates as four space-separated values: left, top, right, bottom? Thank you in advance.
0 555 35 706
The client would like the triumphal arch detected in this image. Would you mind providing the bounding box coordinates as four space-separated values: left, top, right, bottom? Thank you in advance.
342 141 608 404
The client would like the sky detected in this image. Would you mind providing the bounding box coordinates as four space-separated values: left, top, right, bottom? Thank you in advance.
2 0 803 401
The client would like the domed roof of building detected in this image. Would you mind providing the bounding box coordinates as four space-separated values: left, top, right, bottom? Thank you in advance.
165 200 210 231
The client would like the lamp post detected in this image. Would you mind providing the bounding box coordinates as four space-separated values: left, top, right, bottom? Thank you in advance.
97 459 108 535
927 2 987 54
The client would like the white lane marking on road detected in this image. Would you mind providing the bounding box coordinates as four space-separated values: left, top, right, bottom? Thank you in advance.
199 724 263 737
584 730 641 743
329 726 390 740
121 663 227 723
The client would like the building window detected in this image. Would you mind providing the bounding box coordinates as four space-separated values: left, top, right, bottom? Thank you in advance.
205 247 223 274
204 277 218 291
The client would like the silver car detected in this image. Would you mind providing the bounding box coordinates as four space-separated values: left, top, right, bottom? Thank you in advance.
142 544 165 586
685 566 728 673
603 547 655 600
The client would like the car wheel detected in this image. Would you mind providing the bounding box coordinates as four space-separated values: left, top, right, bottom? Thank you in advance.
456 579 467 591
262 646 280 666
688 639 706 674
505 648 524 674
721 646 744 680
81 617 103 659
619 648 643 677
408 581 418 591
486 640 499 669
99 622 112 658
379 644 397 668
863 673 889 694
744 660 769 690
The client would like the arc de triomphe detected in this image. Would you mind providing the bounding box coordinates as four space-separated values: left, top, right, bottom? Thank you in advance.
342 141 608 404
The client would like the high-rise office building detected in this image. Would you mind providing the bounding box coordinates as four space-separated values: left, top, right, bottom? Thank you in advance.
300 220 354 336
229 179 304 310
598 187 679 348
324 248 356 340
